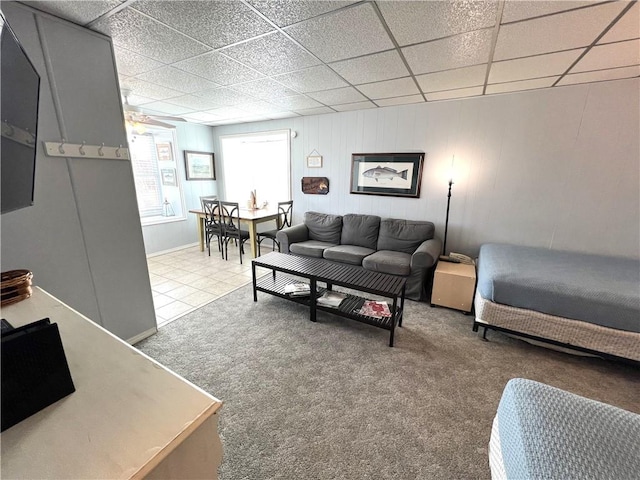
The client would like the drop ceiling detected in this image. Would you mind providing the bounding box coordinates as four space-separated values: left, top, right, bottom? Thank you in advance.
19 0 640 126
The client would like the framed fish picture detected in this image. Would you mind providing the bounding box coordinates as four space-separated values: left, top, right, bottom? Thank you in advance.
350 152 425 197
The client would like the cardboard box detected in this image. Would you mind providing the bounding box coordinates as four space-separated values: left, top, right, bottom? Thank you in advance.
431 262 477 312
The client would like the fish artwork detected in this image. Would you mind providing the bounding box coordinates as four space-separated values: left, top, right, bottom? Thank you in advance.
362 165 408 182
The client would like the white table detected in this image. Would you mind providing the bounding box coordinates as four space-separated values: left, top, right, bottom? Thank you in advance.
0 288 223 479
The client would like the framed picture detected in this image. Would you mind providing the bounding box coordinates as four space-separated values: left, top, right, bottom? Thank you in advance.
184 150 215 180
306 155 323 168
301 176 329 194
161 168 177 186
156 142 173 161
350 152 425 198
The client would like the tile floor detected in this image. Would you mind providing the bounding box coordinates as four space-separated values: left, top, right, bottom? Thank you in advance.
147 244 268 327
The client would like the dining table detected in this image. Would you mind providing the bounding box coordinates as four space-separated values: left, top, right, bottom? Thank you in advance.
189 206 280 259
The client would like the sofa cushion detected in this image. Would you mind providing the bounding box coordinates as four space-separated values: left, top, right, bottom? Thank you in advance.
304 211 343 244
377 219 434 254
341 214 381 250
323 245 375 266
362 250 411 276
290 240 337 258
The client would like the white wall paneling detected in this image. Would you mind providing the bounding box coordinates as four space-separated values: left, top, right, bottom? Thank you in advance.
1 3 156 341
213 77 640 259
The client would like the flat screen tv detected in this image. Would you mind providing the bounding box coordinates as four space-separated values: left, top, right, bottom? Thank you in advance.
1 13 40 214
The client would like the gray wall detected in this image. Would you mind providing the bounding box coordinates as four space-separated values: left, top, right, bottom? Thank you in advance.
1 3 156 342
141 121 217 255
213 77 640 260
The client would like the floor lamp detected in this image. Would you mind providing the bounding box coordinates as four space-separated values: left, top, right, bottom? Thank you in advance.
442 178 453 257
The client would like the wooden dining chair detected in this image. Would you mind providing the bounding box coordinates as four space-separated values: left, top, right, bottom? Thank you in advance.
202 199 223 258
257 200 293 256
219 201 250 264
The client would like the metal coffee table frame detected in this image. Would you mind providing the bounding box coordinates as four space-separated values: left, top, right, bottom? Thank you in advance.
252 252 407 346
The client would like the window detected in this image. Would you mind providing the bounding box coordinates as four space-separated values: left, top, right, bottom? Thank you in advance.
220 130 290 207
127 126 184 224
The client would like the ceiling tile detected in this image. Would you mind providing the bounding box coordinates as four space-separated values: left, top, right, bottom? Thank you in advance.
269 95 324 110
332 101 377 112
113 46 164 77
416 64 487 93
194 87 258 106
403 29 493 75
22 0 122 25
267 111 300 119
307 87 367 105
135 101 194 116
379 0 498 46
274 65 348 93
231 79 299 100
357 77 419 99
557 65 640 86
571 39 640 73
221 32 321 76
489 49 583 83
248 0 357 27
494 2 628 61
132 0 274 48
426 87 483 101
92 7 211 63
376 95 424 107
174 52 265 85
135 67 220 94
501 1 597 23
203 106 249 119
164 94 219 111
486 77 557 94
120 77 183 100
284 3 393 62
236 101 289 115
122 93 155 106
330 50 409 85
599 2 639 44
182 112 221 123
294 106 336 116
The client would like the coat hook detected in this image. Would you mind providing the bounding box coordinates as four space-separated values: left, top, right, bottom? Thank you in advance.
115 144 122 158
3 120 14 137
79 141 86 156
98 143 105 156
59 138 66 154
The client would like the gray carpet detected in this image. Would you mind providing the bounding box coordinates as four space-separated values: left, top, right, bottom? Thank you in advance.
136 283 640 480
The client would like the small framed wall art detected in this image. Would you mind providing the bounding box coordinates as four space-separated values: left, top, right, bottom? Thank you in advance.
156 142 173 162
301 177 329 195
306 155 322 168
184 150 215 180
350 152 424 198
160 168 177 186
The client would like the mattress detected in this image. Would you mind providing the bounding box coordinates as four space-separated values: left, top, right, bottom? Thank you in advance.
477 244 640 333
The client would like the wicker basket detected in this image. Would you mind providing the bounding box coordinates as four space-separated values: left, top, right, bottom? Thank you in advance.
1 270 33 307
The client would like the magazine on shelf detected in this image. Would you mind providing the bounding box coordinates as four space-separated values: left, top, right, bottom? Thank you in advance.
358 300 392 318
284 283 311 296
316 291 346 308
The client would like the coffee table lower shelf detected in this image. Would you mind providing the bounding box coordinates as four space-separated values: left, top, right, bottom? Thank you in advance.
255 274 402 345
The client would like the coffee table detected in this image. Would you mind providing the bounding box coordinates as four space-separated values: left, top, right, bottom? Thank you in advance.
251 252 407 346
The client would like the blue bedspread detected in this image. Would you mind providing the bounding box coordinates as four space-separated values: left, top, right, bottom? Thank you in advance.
477 244 640 333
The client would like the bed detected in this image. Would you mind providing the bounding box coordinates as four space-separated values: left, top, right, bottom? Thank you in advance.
473 243 640 363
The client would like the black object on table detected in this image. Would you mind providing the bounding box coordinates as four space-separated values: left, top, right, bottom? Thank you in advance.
252 252 406 346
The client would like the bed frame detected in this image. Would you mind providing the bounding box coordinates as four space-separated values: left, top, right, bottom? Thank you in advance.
473 291 640 365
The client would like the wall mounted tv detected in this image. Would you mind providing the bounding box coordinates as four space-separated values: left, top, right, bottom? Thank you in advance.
1 13 40 214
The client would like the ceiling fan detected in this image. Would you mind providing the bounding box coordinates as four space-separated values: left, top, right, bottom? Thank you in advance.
121 89 186 132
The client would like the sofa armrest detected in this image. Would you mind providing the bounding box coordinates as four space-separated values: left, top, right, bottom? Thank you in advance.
276 224 309 254
410 238 442 268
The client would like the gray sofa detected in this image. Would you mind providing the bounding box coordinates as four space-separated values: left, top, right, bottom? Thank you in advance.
276 211 441 301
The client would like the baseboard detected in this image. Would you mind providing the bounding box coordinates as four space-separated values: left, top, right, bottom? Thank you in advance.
127 326 158 345
146 242 199 258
